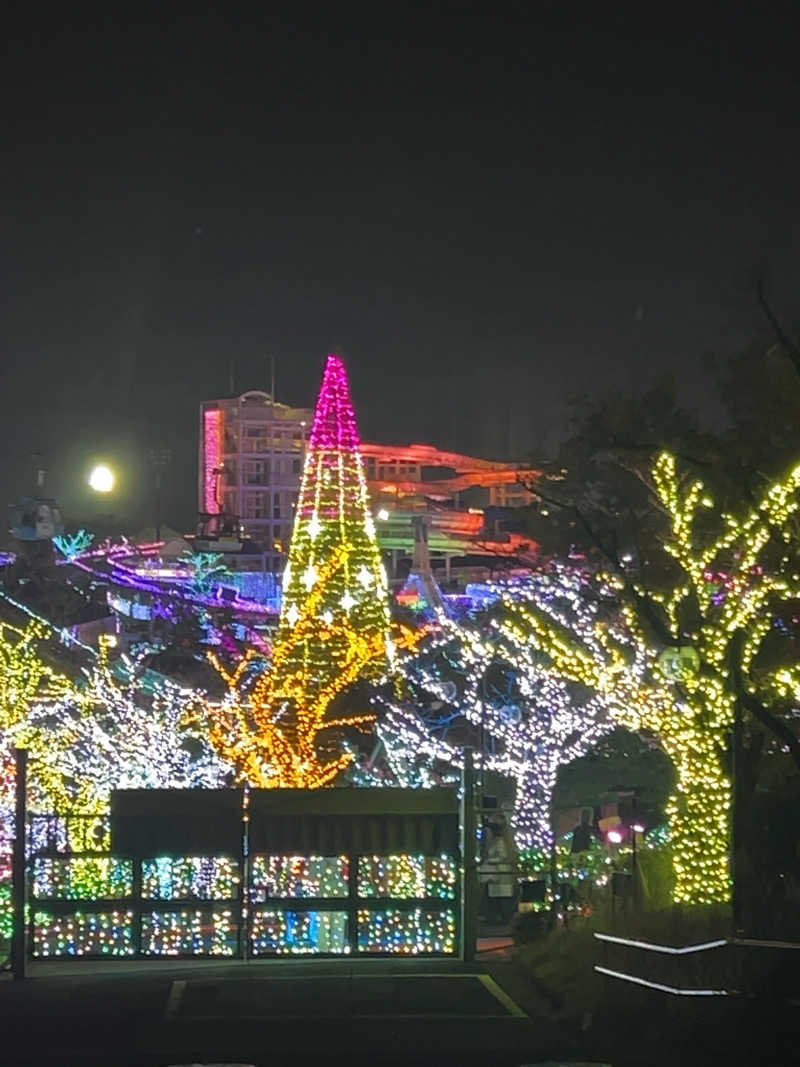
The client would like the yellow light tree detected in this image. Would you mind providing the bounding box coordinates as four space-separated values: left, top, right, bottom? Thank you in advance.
503 452 800 905
277 353 391 698
205 546 381 787
0 620 69 730
0 621 72 847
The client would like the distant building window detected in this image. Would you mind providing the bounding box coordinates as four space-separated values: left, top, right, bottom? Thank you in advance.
244 492 267 519
245 460 268 485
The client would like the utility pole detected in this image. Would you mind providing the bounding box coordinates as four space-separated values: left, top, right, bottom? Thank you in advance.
148 448 172 541
11 748 27 980
731 691 743 935
460 749 478 962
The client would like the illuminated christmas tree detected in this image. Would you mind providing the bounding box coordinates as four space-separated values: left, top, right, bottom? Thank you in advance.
204 354 391 787
278 353 391 707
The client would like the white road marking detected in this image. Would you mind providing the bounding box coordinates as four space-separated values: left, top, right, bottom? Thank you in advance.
163 972 527 1021
476 972 528 1017
164 978 186 1020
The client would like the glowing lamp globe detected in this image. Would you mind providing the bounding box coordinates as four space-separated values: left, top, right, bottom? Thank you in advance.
88 464 115 493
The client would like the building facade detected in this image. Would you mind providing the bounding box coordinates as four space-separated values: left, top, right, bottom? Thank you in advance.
198 391 313 571
199 397 542 582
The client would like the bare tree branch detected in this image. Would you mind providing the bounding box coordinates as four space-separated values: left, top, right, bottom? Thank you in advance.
756 277 800 381
729 628 800 772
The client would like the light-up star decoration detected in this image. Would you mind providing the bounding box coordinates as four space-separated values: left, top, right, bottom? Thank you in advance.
356 565 372 589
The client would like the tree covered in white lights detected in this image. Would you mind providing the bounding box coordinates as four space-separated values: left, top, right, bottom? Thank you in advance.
365 587 614 861
26 636 229 814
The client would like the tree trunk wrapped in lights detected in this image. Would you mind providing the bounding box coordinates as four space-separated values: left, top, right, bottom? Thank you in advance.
206 354 391 788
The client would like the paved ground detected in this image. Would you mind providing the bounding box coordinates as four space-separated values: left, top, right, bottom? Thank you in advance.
0 957 567 1067
2 953 798 1065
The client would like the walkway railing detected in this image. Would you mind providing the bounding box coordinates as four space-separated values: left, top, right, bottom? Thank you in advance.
594 929 800 999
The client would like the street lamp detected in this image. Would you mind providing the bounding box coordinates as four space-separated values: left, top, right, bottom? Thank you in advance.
88 464 115 493
631 821 645 908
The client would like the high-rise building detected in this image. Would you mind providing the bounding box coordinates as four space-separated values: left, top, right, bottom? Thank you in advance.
198 390 313 571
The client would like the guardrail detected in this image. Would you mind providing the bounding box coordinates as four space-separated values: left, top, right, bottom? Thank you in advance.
594 930 800 999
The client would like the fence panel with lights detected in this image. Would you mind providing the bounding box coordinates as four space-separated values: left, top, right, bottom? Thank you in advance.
246 789 459 956
25 788 461 960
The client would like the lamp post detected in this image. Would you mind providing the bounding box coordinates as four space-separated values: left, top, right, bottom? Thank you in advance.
148 448 172 541
11 748 27 980
631 821 645 908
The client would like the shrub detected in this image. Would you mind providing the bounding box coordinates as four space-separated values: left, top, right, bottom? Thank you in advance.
511 908 555 944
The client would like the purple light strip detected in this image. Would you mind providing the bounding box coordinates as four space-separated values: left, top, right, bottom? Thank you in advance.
72 555 276 615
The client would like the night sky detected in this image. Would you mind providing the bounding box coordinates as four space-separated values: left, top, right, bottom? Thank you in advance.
2 8 799 532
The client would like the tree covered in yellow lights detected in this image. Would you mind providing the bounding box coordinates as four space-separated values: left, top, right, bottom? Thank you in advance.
515 452 800 906
206 546 381 787
203 354 391 788
0 620 70 855
0 620 69 733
